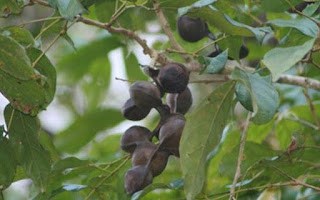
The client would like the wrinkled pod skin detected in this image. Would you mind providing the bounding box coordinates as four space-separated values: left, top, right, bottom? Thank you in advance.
166 87 193 114
125 165 153 195
159 114 186 157
129 81 162 109
120 126 152 154
132 142 169 177
121 98 151 121
177 15 212 42
158 63 189 94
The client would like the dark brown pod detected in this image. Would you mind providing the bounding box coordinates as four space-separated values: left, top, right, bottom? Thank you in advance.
132 142 169 177
158 63 189 94
177 15 209 42
159 114 186 157
166 87 193 114
129 81 162 109
121 98 151 121
125 165 153 195
120 126 151 154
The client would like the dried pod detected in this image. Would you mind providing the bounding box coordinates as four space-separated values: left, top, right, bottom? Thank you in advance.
129 81 162 109
158 63 189 94
159 114 186 157
125 165 153 195
120 126 152 153
177 15 210 42
166 87 193 114
132 142 169 177
121 98 151 121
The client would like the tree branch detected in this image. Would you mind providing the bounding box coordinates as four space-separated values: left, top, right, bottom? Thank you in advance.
229 113 251 200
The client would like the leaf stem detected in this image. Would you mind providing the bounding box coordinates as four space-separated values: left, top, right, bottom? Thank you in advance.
34 18 62 41
18 16 63 27
193 35 229 55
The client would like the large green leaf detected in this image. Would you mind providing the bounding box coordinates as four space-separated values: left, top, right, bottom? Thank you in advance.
58 36 122 83
178 1 272 41
54 109 123 153
4 105 51 192
0 47 56 115
0 26 35 47
0 138 17 189
0 35 34 80
262 38 316 81
268 18 319 38
180 81 235 200
232 68 279 124
49 0 87 21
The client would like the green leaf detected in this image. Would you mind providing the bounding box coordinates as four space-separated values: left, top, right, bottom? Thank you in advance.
94 0 116 23
0 0 24 17
200 49 228 74
58 36 122 83
180 81 235 200
268 18 319 38
0 138 17 189
39 130 60 162
262 38 316 81
4 105 51 192
261 0 302 12
0 26 35 47
232 68 279 124
217 36 242 61
54 109 123 153
50 0 87 21
159 0 202 8
27 48 57 106
123 50 148 81
81 57 111 110
0 35 34 80
178 2 272 41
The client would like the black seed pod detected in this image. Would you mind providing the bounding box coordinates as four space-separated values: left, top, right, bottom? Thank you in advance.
177 15 209 42
129 81 162 109
125 165 153 194
132 142 169 177
121 98 151 121
159 114 186 157
158 63 189 94
120 126 152 153
166 87 193 114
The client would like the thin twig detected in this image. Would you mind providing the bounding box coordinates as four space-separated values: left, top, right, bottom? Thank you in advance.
107 1 127 27
34 18 62 41
311 60 320 70
152 0 183 51
193 35 229 55
303 88 320 129
18 16 63 27
85 156 130 200
270 165 320 192
229 113 251 200
115 77 134 83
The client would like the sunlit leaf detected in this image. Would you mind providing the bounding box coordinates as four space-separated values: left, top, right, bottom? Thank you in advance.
49 0 87 21
262 38 316 81
0 26 35 47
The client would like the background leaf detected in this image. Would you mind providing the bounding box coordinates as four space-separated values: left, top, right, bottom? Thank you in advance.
54 109 123 153
180 81 235 200
201 49 228 74
0 138 17 189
